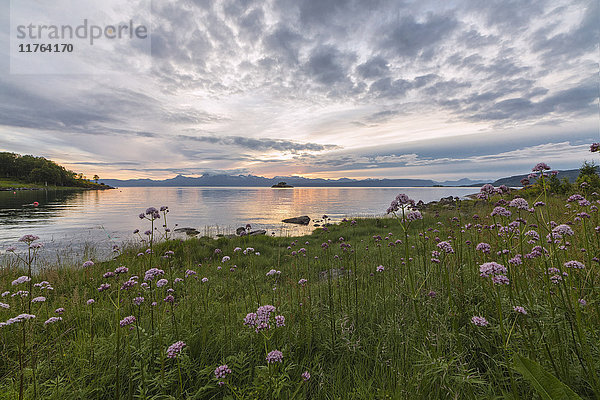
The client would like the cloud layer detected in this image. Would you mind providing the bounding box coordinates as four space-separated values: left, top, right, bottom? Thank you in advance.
0 0 598 180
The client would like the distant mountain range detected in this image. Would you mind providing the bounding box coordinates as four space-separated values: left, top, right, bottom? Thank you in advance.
491 169 581 187
100 174 487 187
100 169 583 188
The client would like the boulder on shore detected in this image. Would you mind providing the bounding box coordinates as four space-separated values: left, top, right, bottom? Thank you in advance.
282 216 310 225
248 229 267 236
174 227 200 236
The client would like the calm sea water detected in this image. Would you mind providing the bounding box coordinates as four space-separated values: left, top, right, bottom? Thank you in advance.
0 186 476 263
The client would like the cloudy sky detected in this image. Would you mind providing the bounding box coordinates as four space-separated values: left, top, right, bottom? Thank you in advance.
0 0 598 181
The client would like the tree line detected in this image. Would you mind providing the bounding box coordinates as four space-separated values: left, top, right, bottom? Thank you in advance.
0 152 101 187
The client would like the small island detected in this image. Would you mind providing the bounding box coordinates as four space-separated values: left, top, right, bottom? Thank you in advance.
271 181 294 188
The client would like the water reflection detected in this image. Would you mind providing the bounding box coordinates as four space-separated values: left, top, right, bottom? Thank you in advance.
0 186 477 262
0 189 83 226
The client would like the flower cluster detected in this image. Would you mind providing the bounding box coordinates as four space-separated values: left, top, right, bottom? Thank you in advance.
243 304 285 333
166 341 186 358
479 262 509 285
266 350 283 364
471 316 489 327
387 193 415 214
476 242 491 253
144 268 165 281
0 313 36 327
214 364 232 379
436 241 454 254
11 276 31 286
44 316 62 325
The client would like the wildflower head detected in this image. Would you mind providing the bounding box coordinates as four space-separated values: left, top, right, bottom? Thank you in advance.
156 278 168 288
509 198 529 210
114 266 128 275
480 184 495 194
266 350 283 364
532 162 550 172
215 365 232 379
166 341 186 358
406 210 423 221
275 315 285 327
87 299 95 305
491 206 511 217
492 274 510 285
243 313 257 327
44 316 62 325
471 316 489 327
185 269 197 278
479 262 507 278
436 241 454 254
11 276 31 286
476 242 491 253
19 234 40 243
120 315 136 327
82 260 94 268
564 260 585 269
97 283 111 292
590 143 599 153
164 294 175 303
144 268 165 281
513 306 527 315
302 371 311 382
387 193 415 213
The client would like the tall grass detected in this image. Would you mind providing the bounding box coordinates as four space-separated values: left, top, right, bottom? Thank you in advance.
0 182 598 399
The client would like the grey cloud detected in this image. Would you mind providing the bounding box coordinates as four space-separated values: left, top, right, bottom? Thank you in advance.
356 56 390 79
378 13 458 58
465 0 547 30
162 109 225 124
0 80 115 132
69 161 141 166
262 24 304 65
223 0 257 17
238 8 265 41
459 29 499 48
305 45 356 85
424 80 471 97
532 1 599 64
297 0 352 26
178 135 340 153
467 80 598 122
366 110 404 123
369 77 412 98
413 74 439 88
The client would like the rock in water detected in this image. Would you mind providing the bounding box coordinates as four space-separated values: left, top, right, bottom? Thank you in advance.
282 216 310 225
236 227 246 236
174 227 200 236
248 229 267 236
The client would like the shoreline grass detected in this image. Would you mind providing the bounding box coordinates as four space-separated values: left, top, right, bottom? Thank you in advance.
0 178 113 191
0 183 599 399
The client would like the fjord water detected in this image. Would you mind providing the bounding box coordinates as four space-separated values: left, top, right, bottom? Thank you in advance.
0 186 476 261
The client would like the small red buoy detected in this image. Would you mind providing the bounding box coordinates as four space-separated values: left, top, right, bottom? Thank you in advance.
33 202 39 207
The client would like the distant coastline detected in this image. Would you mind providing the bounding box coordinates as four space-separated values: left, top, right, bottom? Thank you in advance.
100 168 582 188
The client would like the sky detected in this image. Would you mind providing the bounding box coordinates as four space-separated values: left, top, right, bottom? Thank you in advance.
0 0 598 181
